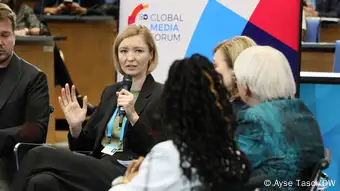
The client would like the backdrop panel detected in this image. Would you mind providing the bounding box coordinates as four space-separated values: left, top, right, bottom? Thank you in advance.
119 0 301 83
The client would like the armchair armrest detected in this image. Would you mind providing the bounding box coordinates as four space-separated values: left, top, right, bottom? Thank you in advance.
13 143 53 170
320 148 331 170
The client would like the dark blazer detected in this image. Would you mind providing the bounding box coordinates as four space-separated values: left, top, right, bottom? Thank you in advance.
0 53 50 157
315 0 340 17
68 74 164 159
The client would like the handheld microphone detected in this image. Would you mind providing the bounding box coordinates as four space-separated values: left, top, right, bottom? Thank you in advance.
118 75 133 119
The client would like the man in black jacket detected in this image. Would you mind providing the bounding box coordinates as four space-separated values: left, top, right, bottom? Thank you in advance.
0 3 50 185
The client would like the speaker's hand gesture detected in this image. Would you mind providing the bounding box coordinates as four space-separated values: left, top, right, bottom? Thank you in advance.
58 84 87 137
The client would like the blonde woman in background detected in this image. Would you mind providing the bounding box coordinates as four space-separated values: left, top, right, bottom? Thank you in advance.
213 36 257 114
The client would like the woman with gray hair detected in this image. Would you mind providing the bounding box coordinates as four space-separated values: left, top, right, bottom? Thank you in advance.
234 46 325 190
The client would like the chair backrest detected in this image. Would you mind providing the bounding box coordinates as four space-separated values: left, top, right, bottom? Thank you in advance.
304 148 331 191
333 40 340 72
305 19 320 43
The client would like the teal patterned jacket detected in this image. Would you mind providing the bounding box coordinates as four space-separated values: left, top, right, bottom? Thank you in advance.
236 98 324 190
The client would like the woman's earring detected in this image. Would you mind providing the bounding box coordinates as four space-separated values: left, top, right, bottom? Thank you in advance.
231 72 237 81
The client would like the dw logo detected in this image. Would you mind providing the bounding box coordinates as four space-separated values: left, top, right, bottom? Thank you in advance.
128 4 149 24
139 14 148 21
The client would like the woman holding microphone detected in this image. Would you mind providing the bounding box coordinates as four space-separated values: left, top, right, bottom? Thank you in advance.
11 24 164 191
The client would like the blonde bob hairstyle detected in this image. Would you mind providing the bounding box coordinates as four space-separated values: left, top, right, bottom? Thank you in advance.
113 24 159 75
213 36 257 69
213 36 257 97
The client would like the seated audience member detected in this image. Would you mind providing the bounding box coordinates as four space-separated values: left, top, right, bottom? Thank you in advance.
109 54 252 191
11 24 164 191
34 0 106 15
4 0 46 35
303 0 340 18
4 0 96 114
0 2 49 184
233 46 325 190
213 36 256 114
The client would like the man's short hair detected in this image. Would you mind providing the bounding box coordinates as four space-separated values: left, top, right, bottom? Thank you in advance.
0 3 16 31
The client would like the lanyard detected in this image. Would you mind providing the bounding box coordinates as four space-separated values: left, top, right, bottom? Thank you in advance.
107 107 128 142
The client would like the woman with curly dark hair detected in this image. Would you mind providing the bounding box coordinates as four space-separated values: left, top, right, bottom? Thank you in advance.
109 54 251 191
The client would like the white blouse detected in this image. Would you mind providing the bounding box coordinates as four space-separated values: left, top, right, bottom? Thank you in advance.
109 140 201 191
